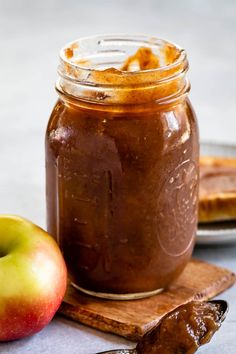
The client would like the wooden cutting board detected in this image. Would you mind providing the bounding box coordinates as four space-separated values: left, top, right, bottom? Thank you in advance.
59 258 236 340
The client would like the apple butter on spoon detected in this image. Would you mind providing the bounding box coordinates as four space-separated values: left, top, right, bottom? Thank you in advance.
97 300 228 354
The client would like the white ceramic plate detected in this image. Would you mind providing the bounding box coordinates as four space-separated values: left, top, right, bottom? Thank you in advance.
196 141 236 245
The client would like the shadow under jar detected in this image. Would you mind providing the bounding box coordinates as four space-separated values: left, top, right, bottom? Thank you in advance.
45 35 199 300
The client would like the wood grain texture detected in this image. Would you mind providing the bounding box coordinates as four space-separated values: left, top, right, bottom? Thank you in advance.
59 259 236 341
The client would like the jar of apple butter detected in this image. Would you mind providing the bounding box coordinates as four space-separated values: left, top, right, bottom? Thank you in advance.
45 35 199 299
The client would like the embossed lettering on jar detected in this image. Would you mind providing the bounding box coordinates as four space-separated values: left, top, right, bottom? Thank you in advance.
45 35 199 300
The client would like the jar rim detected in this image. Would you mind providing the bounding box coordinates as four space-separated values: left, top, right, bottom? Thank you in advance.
59 34 187 77
57 34 189 105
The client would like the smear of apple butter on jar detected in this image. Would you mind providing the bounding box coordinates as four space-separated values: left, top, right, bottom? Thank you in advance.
121 45 180 71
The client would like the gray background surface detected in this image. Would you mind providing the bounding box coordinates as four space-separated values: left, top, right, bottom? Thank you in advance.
0 0 236 353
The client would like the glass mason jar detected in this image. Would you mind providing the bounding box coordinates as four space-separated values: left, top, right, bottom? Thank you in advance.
45 35 199 300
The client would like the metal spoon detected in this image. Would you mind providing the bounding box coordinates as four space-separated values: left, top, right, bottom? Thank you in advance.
96 300 228 354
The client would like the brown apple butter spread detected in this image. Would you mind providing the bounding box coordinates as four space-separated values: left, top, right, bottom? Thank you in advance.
46 35 199 298
199 157 236 222
136 301 223 354
200 162 236 197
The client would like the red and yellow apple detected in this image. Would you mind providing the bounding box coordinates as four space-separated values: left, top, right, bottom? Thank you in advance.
0 215 67 341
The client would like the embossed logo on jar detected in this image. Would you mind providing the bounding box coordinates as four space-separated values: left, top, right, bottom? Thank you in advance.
157 160 198 256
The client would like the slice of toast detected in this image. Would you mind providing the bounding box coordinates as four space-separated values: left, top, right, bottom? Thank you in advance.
199 156 236 223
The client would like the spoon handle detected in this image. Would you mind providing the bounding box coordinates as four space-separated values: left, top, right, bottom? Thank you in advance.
96 349 137 354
